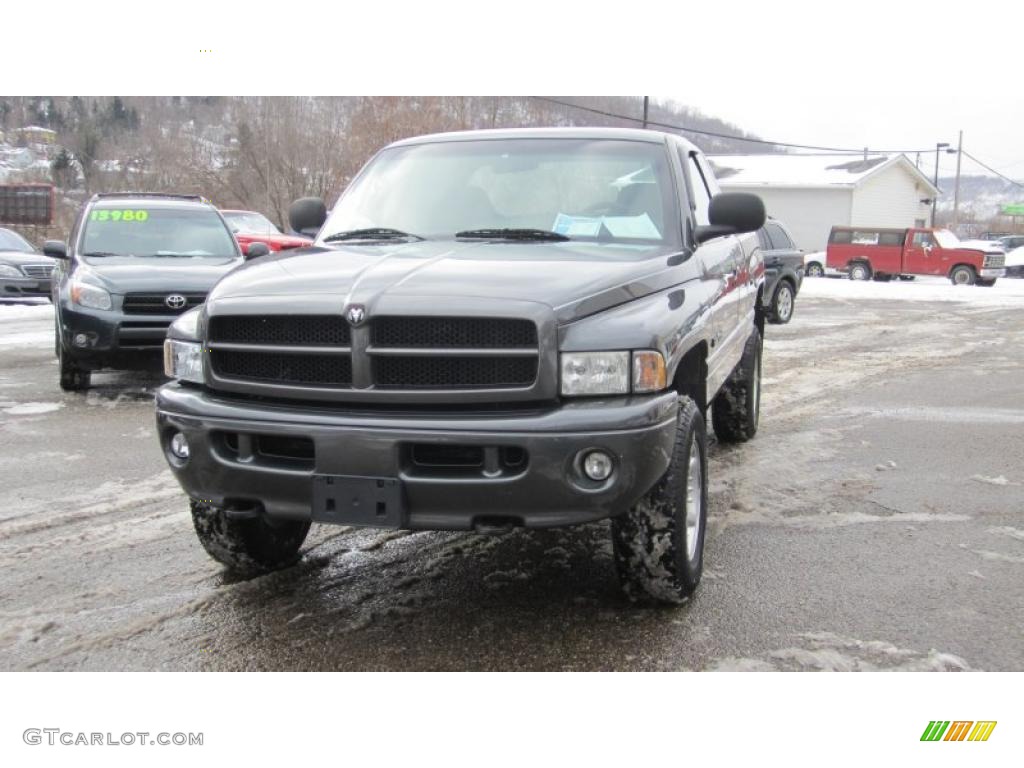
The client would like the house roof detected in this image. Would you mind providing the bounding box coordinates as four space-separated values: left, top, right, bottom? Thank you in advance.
707 153 940 194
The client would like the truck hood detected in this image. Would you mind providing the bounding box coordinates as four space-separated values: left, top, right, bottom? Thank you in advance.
79 256 243 294
206 240 693 321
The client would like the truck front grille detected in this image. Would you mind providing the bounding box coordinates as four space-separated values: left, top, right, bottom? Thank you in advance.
374 356 538 389
123 292 206 315
206 314 539 394
208 315 350 346
211 349 353 386
372 317 536 348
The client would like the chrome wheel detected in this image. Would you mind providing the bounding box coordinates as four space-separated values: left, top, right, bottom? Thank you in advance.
806 263 824 277
685 435 703 563
775 284 793 321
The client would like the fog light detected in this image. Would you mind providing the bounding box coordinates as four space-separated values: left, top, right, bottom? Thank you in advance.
73 333 89 348
170 431 190 460
582 450 613 481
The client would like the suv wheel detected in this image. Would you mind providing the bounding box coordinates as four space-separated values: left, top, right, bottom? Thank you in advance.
768 280 795 324
56 326 91 391
611 395 707 604
711 327 762 443
191 501 310 577
950 265 976 286
849 263 871 281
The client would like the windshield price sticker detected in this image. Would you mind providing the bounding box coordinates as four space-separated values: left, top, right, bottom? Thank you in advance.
89 210 150 222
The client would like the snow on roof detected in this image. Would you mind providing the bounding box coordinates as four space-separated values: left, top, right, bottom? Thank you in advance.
708 153 939 192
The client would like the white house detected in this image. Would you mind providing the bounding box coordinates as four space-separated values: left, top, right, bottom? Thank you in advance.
707 154 940 252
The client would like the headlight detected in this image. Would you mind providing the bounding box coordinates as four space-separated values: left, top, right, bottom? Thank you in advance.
169 307 202 340
560 351 630 396
0 264 22 278
164 339 204 384
69 280 112 310
560 350 668 396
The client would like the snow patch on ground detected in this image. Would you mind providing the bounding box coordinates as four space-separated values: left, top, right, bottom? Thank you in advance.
706 632 972 671
1 401 63 416
0 303 54 322
802 275 1024 305
971 474 1016 486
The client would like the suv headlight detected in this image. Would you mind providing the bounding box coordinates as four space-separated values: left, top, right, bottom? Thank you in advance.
164 339 204 384
0 264 22 278
69 280 112 310
560 350 667 396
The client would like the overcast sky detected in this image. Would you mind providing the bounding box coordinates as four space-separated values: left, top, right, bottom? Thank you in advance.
5 1 1019 183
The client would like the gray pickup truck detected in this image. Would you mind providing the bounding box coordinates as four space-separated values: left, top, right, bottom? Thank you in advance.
157 127 766 604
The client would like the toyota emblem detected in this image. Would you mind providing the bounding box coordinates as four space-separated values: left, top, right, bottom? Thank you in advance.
346 305 366 326
165 294 187 310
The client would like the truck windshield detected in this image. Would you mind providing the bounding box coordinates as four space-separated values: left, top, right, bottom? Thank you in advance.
933 229 960 249
80 207 239 260
320 138 681 247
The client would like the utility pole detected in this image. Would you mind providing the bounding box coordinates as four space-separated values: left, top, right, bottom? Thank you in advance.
642 96 649 129
932 142 949 227
952 130 963 232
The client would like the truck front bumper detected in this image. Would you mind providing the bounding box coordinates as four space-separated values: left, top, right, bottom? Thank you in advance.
980 268 1006 279
155 384 680 530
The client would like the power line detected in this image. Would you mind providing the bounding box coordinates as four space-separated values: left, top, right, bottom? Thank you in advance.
531 96 939 156
961 150 1024 189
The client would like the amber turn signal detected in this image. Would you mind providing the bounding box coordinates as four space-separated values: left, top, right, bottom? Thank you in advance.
632 351 667 393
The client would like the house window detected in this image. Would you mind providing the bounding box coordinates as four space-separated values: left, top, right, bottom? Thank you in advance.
914 218 926 228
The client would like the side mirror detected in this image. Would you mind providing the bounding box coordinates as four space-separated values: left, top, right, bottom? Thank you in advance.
43 240 68 260
245 242 271 260
288 197 327 238
694 193 766 245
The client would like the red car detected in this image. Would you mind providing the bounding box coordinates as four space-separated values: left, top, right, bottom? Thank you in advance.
220 209 313 255
826 226 1006 286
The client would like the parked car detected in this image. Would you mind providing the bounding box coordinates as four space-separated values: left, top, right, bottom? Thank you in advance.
756 218 802 324
0 227 56 301
997 235 1024 252
46 193 261 391
826 226 1006 286
1004 246 1024 278
977 231 1013 241
157 127 768 604
220 209 313 255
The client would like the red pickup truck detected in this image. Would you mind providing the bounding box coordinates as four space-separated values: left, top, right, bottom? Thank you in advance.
826 226 1006 286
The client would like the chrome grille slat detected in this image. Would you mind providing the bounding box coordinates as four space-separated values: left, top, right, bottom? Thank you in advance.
21 264 55 278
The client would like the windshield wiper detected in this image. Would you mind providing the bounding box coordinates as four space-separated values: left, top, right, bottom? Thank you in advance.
322 228 424 243
82 251 121 258
455 228 570 242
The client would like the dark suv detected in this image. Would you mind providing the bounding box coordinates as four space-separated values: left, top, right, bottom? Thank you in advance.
757 218 803 324
45 193 253 391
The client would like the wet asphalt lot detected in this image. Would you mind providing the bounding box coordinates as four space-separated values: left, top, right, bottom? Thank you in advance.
0 282 1022 671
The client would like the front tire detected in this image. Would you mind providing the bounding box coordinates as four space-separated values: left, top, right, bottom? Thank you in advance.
56 326 91 391
711 327 762 443
806 262 824 278
611 395 708 604
950 265 976 285
768 280 795 324
191 501 311 577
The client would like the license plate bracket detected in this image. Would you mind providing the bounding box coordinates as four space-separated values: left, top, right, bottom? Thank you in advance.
311 474 404 528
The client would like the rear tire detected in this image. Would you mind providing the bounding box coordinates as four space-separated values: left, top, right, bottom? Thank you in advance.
191 501 310 577
975 278 996 287
611 395 707 604
768 280 795 324
898 274 916 281
950 265 976 285
849 263 871 281
711 327 762 443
